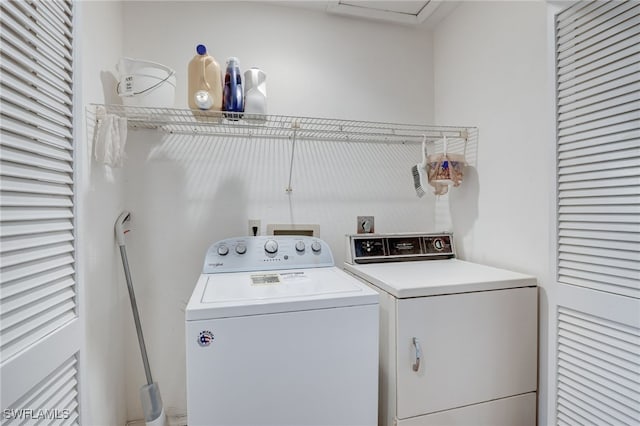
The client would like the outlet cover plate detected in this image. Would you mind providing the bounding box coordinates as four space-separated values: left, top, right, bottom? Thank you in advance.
357 216 375 234
248 219 261 236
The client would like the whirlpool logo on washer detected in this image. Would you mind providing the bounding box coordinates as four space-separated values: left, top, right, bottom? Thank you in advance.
198 330 215 347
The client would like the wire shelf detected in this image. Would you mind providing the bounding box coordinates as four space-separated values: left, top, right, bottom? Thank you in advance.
94 104 475 144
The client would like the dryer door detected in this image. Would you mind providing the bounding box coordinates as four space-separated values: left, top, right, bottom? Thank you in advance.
395 286 537 419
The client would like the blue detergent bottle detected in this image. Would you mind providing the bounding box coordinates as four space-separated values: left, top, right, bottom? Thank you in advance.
223 57 243 118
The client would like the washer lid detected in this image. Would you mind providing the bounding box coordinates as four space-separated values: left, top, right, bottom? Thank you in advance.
186 266 378 320
344 259 536 298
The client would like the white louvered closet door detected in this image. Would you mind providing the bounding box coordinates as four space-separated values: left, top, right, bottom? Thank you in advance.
554 1 640 425
0 0 80 423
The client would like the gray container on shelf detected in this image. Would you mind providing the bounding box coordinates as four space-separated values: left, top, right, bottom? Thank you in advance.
243 67 267 116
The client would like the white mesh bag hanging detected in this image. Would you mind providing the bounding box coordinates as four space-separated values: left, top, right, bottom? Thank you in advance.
426 135 466 195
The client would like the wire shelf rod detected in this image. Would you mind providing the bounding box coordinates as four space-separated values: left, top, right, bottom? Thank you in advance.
93 104 476 144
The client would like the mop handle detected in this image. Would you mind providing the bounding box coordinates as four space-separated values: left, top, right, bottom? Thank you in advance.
119 244 154 386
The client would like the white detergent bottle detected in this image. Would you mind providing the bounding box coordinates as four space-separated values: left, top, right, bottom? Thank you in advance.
188 44 222 111
243 67 267 116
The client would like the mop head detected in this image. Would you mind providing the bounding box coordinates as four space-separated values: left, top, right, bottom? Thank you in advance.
141 382 167 426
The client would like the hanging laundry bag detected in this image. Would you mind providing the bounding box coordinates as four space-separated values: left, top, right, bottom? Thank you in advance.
426 135 466 195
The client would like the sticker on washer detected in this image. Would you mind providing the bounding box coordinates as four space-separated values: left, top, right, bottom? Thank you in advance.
250 272 309 285
250 273 282 285
198 330 214 347
279 272 308 282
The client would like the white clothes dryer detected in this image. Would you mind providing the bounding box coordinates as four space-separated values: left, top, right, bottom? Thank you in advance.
186 236 379 426
344 233 538 426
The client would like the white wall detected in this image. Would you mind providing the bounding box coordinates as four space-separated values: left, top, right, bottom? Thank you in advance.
117 1 437 420
432 1 552 424
77 2 128 425
122 1 433 122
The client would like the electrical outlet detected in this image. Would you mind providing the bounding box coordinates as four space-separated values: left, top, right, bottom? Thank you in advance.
248 219 261 236
357 216 375 234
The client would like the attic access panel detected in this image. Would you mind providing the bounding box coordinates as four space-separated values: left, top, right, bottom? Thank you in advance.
340 1 428 15
327 0 440 25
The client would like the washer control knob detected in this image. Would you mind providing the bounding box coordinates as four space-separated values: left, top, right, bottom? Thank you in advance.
217 245 229 256
295 241 306 252
310 241 322 253
433 238 444 251
264 239 279 254
235 244 247 255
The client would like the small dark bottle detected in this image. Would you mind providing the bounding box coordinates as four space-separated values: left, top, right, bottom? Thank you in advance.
223 57 243 120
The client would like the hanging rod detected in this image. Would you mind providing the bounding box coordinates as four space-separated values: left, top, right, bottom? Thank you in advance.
92 104 474 144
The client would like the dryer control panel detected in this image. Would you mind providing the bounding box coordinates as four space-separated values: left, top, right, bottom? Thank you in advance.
345 232 455 264
203 236 334 273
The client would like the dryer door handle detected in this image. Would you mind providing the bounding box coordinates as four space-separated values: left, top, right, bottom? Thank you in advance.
412 337 422 372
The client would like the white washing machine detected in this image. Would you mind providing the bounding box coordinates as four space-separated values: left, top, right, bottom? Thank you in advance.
186 236 379 426
343 233 538 426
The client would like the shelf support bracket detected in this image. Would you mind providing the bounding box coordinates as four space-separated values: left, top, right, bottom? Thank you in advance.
285 121 300 193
